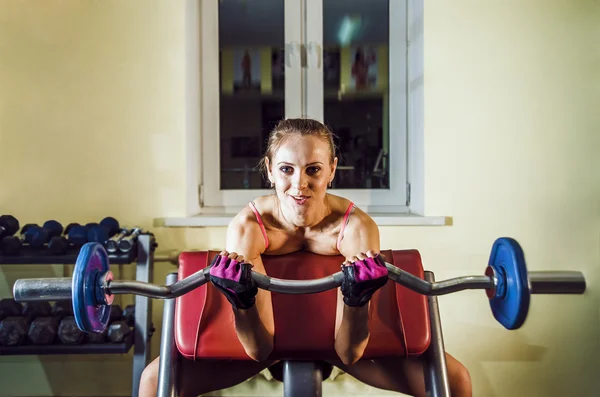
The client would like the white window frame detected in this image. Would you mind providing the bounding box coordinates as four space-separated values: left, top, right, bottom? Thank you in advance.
199 0 303 212
305 0 408 212
186 0 425 218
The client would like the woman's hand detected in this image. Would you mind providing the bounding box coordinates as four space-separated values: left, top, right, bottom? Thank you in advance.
341 250 389 307
209 251 258 310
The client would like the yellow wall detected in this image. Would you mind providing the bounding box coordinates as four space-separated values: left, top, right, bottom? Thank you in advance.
1 1 599 397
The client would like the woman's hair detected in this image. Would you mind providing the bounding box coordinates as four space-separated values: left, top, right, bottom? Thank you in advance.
259 118 337 180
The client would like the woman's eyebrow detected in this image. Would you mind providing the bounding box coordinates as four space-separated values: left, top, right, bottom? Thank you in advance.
277 161 324 166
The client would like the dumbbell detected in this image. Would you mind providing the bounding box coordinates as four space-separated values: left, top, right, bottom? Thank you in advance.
22 301 52 323
0 301 52 346
27 301 76 345
0 298 23 320
1 220 63 254
118 228 142 252
107 320 132 343
87 217 120 244
106 229 131 253
52 301 86 345
28 316 60 345
0 215 19 240
122 304 135 327
40 220 70 255
51 300 74 318
0 299 26 346
65 223 88 246
42 220 63 238
22 220 68 255
0 316 29 346
58 316 86 344
0 224 44 254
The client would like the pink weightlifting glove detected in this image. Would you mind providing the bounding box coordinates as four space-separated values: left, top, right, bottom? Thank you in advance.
209 253 258 310
341 254 389 307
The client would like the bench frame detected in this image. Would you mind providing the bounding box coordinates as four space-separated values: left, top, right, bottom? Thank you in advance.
155 271 451 397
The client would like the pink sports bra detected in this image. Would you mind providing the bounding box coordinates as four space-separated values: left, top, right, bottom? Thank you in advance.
248 201 355 252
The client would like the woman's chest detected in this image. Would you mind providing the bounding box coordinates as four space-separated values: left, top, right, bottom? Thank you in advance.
265 228 340 256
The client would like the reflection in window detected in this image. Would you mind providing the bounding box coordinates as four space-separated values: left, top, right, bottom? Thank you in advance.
218 0 285 190
324 0 390 189
217 0 391 190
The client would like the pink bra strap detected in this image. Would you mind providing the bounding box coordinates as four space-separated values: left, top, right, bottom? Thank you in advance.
248 202 269 250
336 202 355 251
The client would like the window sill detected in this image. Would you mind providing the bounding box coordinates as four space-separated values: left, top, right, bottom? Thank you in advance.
154 213 451 228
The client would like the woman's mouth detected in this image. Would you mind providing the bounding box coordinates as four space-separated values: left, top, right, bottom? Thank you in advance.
290 195 310 205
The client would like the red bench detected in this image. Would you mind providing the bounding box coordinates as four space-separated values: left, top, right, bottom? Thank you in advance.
156 250 451 396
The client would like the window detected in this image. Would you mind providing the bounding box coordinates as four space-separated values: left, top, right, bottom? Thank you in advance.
197 0 418 214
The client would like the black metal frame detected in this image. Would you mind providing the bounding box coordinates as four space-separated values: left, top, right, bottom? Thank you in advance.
154 270 452 397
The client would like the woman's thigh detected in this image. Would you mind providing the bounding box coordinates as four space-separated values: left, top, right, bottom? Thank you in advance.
327 356 426 396
177 357 277 397
327 352 470 397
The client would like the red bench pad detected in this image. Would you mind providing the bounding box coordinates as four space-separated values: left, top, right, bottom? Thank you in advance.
175 250 430 361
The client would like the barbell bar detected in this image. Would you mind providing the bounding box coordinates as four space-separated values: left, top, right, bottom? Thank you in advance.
12 237 586 333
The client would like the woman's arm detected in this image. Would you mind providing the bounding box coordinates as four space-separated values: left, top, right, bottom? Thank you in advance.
334 208 383 365
217 210 275 362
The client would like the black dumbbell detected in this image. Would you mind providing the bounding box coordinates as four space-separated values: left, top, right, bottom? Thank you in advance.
28 316 60 345
0 316 28 346
0 298 23 321
51 300 74 319
0 215 19 240
58 316 86 345
109 305 123 323
22 301 52 324
48 235 69 254
86 327 108 343
25 220 63 249
118 228 142 252
87 217 120 244
65 223 87 246
107 320 131 343
122 304 135 327
0 224 44 254
42 220 63 239
38 220 67 254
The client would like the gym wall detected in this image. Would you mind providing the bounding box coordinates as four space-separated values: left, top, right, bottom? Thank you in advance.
1 1 598 397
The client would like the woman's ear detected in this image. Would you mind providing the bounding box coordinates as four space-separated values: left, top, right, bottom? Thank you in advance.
330 157 338 184
265 157 274 184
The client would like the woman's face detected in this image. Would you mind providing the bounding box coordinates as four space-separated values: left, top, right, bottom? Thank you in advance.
267 135 337 217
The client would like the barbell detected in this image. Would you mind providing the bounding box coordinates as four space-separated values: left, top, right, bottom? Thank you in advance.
12 237 585 333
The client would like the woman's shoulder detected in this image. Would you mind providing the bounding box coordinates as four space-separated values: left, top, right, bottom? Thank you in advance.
327 194 358 218
250 194 276 212
229 195 277 230
327 194 375 229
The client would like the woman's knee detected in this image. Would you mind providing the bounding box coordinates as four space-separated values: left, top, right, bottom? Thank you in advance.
139 358 159 397
448 357 472 397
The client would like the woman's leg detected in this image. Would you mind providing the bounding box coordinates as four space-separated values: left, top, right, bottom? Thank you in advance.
139 355 277 397
328 352 471 397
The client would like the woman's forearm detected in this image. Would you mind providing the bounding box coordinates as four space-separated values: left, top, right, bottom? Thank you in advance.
334 304 370 365
233 301 274 362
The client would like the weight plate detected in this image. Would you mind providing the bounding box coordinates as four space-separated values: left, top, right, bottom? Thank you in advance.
487 237 530 330
72 243 112 333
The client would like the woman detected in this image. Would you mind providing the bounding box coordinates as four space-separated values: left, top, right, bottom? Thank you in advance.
140 118 472 397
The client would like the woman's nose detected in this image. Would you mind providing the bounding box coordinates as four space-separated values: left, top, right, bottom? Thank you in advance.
291 172 308 188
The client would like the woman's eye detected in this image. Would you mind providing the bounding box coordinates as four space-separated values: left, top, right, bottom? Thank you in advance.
306 167 321 175
279 166 292 173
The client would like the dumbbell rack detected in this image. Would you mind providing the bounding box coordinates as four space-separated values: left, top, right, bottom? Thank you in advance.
0 234 155 396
